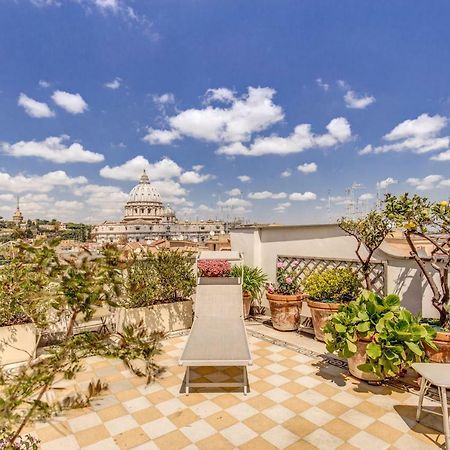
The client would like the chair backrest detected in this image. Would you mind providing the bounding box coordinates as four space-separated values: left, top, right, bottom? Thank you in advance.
195 282 243 320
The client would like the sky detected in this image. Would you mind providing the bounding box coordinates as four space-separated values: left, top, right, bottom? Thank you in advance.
1 0 450 224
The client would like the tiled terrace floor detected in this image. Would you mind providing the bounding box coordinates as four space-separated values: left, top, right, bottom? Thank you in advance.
29 324 445 449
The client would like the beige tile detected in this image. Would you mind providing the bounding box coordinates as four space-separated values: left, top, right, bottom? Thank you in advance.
146 388 174 404
325 418 360 441
246 394 276 411
243 413 277 434
169 408 199 428
365 421 404 444
196 432 234 450
240 436 279 450
113 427 150 449
36 424 70 443
96 404 128 422
212 393 241 409
132 406 163 425
74 424 110 447
115 389 141 402
154 429 192 450
283 416 317 438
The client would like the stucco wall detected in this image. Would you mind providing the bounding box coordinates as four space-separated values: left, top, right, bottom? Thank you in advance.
231 224 439 318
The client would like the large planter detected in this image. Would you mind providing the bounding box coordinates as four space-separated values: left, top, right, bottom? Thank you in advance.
267 292 303 331
347 338 382 382
426 331 450 363
307 299 341 342
0 323 36 367
116 300 193 334
243 292 252 319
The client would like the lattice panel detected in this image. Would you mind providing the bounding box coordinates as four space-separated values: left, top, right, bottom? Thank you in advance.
277 255 386 295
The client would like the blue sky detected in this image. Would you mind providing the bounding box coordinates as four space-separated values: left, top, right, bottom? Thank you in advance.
1 0 450 224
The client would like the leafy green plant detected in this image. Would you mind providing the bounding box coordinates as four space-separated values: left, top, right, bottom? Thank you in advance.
266 260 303 296
324 292 437 379
384 193 450 328
0 242 164 447
338 211 390 290
123 249 196 308
230 265 268 300
304 268 361 303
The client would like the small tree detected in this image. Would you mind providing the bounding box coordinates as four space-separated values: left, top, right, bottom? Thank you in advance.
384 193 450 328
0 242 164 447
338 211 390 290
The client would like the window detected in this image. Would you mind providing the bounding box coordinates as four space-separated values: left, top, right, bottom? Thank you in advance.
135 226 140 231
200 226 205 230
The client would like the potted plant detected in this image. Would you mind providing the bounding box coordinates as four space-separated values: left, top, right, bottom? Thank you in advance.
324 291 437 381
266 261 304 331
117 249 196 333
230 265 268 319
197 258 236 285
304 268 361 342
384 194 450 362
0 240 59 367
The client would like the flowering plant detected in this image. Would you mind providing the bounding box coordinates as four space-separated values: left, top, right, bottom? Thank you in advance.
267 260 302 295
197 259 231 277
0 430 39 449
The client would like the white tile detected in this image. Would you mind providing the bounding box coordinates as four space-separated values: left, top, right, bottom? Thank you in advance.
68 412 101 433
304 428 344 450
181 419 216 442
366 393 399 409
265 363 286 373
265 388 292 403
263 404 296 424
295 375 322 388
156 398 185 416
378 412 415 433
221 422 258 447
190 400 221 418
142 416 176 439
41 435 79 450
104 415 139 436
123 396 152 413
340 409 376 429
266 353 285 362
226 402 259 421
348 431 390 450
265 374 290 386
262 425 299 449
331 391 363 407
298 389 327 405
300 406 334 426
394 434 437 450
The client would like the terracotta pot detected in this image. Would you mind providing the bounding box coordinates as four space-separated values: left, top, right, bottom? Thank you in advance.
266 292 303 331
306 299 341 342
426 331 450 363
243 292 252 319
347 338 382 382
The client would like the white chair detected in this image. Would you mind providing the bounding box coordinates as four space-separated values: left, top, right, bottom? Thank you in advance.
413 362 450 449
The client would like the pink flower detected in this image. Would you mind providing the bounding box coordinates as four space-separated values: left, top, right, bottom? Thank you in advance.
285 277 292 284
276 261 283 268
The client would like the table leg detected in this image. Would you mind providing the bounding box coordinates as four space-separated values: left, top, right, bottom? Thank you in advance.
440 386 449 449
416 377 429 422
185 367 190 395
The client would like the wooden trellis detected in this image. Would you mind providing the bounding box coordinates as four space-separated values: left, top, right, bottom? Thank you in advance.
277 255 387 295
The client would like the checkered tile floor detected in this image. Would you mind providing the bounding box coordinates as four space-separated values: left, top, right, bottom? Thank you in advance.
27 332 445 449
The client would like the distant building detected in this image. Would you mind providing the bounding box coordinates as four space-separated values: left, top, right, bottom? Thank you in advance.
93 170 225 244
12 197 24 226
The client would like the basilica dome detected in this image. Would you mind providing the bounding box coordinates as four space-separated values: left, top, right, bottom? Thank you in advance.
127 171 161 203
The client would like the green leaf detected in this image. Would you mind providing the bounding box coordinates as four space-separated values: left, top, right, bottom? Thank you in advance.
405 341 423 356
356 321 370 333
334 323 346 333
366 342 382 359
346 339 357 354
356 363 374 373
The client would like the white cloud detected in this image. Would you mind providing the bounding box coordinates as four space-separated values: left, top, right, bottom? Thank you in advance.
204 88 236 104
192 165 203 171
431 150 450 161
297 162 317 174
95 0 119 12
144 86 284 145
153 92 175 105
274 202 291 212
104 78 121 89
289 192 317 201
344 90 375 109
248 191 287 200
100 156 182 181
376 177 398 190
52 90 88 114
217 117 351 156
0 171 87 193
152 179 188 204
38 80 51 88
226 188 241 196
2 135 104 163
18 93 55 118
54 200 84 209
281 170 291 178
361 114 450 157
238 175 251 183
217 197 251 208
316 78 329 92
179 170 213 184
406 175 444 191
359 193 374 201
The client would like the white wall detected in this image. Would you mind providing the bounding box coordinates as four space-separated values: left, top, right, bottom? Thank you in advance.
231 224 439 318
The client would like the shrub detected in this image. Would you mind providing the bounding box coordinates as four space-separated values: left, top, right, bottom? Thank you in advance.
230 265 268 300
124 249 196 307
304 268 361 303
197 259 231 277
323 292 437 379
267 260 302 296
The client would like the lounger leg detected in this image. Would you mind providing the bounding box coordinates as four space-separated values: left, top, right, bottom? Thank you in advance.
185 367 190 395
243 367 248 396
440 386 450 450
416 377 429 421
